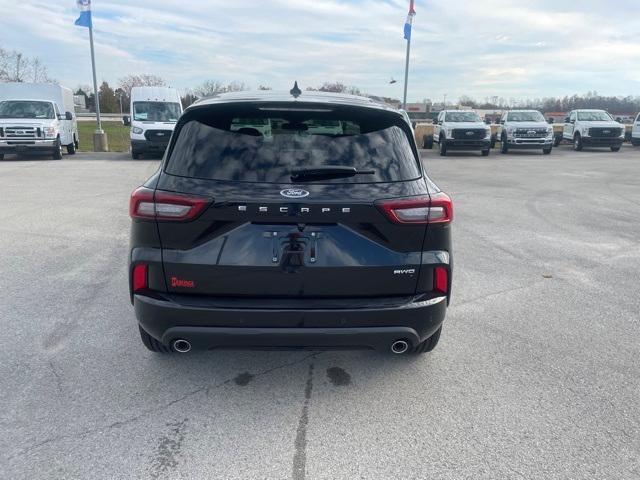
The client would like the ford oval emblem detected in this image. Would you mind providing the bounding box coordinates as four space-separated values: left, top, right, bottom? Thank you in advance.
466 131 474 136
280 188 309 199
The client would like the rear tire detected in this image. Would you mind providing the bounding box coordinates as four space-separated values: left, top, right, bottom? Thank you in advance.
52 138 63 160
573 134 583 151
611 146 621 152
543 147 552 155
439 137 447 156
139 326 172 353
500 135 509 154
413 326 442 354
424 135 434 150
631 139 640 147
66 139 76 155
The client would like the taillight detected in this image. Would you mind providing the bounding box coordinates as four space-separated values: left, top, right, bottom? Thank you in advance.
129 187 211 221
132 264 148 292
434 266 449 294
376 192 453 224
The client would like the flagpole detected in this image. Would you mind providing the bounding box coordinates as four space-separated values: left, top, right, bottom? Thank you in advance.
88 21 102 133
402 35 411 109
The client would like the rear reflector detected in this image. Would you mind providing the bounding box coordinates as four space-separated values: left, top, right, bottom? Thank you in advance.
132 264 148 292
129 187 211 221
434 266 448 294
376 192 453 225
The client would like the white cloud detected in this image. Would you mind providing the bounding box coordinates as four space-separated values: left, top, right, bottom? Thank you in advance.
0 0 638 101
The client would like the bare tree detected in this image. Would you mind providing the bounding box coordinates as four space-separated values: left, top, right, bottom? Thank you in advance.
193 80 248 98
194 80 226 97
0 48 53 83
117 74 167 97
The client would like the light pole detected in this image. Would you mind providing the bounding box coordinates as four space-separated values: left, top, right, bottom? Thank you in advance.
443 94 447 109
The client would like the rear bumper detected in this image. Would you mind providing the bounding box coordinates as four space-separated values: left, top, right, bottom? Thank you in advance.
444 139 491 150
131 139 169 153
134 294 447 352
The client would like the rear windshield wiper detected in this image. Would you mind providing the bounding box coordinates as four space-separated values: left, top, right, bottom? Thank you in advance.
291 166 375 181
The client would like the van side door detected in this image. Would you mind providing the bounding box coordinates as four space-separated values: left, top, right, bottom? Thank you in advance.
53 103 67 144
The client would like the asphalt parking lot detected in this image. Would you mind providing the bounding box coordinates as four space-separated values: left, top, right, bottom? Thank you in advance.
1 145 639 479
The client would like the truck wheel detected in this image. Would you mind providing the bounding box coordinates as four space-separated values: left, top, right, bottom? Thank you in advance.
543 147 552 155
439 137 447 156
52 138 63 160
481 149 490 156
66 139 76 155
139 326 172 353
412 326 442 354
631 139 640 147
611 146 621 152
500 134 509 154
573 134 583 151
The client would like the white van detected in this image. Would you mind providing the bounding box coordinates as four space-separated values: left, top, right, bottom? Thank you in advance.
124 87 182 159
0 83 78 160
632 113 640 147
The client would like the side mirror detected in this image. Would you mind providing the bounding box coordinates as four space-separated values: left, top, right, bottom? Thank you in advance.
500 119 505 124
547 118 554 124
123 115 131 126
616 117 623 123
564 117 570 123
65 111 74 121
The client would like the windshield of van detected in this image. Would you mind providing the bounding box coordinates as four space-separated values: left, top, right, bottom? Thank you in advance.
133 102 181 122
166 112 420 184
577 111 613 121
444 112 481 122
0 101 55 119
507 111 545 122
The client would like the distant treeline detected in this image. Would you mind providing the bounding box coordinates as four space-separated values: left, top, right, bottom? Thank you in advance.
459 93 640 113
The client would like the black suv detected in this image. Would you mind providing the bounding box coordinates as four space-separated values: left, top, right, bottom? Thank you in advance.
129 88 453 355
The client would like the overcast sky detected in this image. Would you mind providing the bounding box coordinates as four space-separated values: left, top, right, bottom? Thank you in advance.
1 0 639 101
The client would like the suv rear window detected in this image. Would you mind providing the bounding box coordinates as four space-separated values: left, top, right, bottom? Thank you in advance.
165 107 420 184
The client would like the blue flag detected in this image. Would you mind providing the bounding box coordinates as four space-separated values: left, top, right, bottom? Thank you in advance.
404 0 416 40
75 0 92 28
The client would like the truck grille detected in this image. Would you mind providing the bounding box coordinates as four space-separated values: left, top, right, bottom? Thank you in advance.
589 127 622 138
3 126 42 140
144 130 172 142
452 128 486 140
514 128 547 138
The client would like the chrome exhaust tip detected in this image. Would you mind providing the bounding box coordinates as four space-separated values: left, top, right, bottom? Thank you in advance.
172 339 192 353
390 340 409 354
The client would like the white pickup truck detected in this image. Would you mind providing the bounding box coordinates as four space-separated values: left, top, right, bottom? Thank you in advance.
432 110 491 156
631 112 640 147
0 83 78 160
497 110 553 154
563 109 625 152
